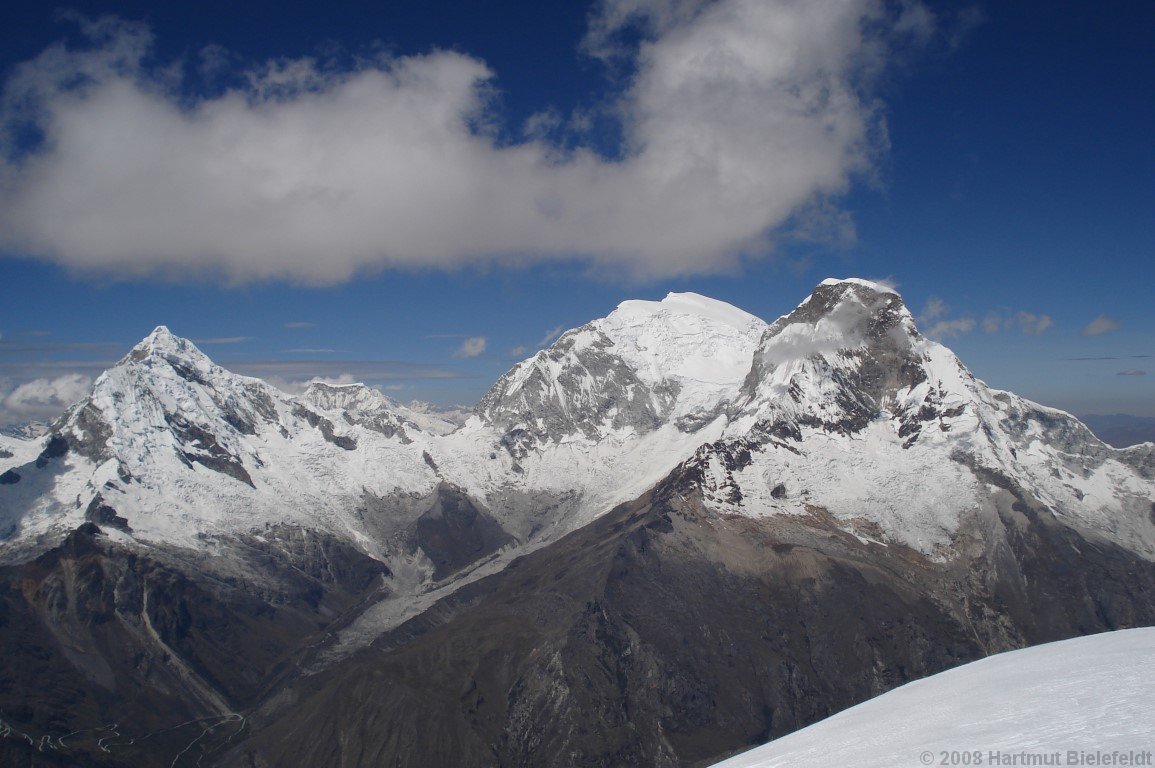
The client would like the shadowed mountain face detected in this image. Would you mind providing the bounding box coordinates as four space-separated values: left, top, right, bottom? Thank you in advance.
222 463 1155 768
0 523 390 767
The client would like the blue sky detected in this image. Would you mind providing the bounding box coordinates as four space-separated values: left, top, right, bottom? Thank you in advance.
0 0 1151 424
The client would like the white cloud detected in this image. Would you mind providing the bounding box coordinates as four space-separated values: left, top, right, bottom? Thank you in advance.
919 296 948 323
455 337 487 358
0 4 930 283
916 296 974 339
982 310 1053 335
924 317 975 339
1016 311 1053 335
1081 315 1120 337
536 325 565 348
1 373 93 423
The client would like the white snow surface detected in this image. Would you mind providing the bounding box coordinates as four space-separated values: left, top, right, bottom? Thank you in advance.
710 628 1155 768
594 291 768 410
0 433 41 472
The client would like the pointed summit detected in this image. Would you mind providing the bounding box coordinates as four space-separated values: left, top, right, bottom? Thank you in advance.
733 278 944 438
127 326 211 365
776 277 915 341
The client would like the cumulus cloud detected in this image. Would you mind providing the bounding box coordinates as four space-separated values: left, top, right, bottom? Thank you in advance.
455 337 487 358
1081 315 1120 337
1 373 92 423
0 4 932 283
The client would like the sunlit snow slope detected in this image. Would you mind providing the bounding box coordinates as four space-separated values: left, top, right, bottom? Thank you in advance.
711 628 1155 768
691 279 1155 559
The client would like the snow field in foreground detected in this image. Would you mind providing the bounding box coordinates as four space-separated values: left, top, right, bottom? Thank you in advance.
712 628 1155 768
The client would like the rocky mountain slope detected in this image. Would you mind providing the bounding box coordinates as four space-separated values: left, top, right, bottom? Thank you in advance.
0 279 1152 767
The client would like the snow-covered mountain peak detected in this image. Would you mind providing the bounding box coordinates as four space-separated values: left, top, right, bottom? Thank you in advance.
598 291 768 389
49 327 287 470
817 276 898 293
610 291 763 332
733 278 927 428
775 277 914 340
477 293 767 446
128 325 208 363
301 381 422 441
302 381 389 411
685 279 1155 560
1 327 444 554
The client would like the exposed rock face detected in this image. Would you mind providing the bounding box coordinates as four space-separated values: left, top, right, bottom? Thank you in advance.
167 411 257 486
479 326 681 448
84 493 131 531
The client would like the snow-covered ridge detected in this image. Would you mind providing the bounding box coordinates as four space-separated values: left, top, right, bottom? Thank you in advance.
711 628 1155 768
2 279 1152 571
